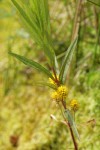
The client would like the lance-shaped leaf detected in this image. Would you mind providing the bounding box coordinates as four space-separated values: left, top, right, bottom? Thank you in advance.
64 109 80 140
9 52 54 80
59 37 78 83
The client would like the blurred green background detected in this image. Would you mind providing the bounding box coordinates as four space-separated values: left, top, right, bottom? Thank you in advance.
0 0 100 150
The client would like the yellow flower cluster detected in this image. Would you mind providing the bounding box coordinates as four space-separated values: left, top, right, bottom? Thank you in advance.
51 85 68 101
70 99 79 111
57 86 68 99
51 91 59 101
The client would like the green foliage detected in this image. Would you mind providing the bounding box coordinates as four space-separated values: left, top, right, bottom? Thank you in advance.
10 0 78 84
59 37 78 83
9 51 54 80
11 0 56 66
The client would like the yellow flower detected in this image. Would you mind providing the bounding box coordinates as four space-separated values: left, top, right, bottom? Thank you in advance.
70 99 79 111
57 85 68 99
51 91 59 101
49 74 59 86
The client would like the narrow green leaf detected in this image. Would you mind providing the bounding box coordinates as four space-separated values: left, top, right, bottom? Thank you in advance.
64 109 80 140
11 0 38 32
59 37 78 83
36 82 57 90
9 51 54 80
54 56 59 75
